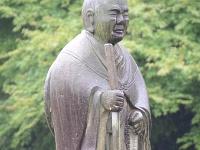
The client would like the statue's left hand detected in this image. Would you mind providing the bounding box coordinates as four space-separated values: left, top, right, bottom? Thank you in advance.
128 110 145 135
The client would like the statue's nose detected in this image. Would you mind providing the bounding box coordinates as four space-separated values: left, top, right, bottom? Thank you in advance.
116 14 125 24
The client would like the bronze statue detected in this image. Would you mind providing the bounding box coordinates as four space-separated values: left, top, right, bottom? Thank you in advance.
44 0 151 149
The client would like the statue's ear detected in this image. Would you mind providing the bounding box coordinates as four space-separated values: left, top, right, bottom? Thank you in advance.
86 9 94 33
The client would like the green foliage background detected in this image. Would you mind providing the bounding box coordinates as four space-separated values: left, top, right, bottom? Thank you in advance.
0 0 199 149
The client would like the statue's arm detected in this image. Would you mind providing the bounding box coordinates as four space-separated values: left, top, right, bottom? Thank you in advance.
44 67 54 135
124 54 151 135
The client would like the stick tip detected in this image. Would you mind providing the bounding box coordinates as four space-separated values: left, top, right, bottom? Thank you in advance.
105 43 112 45
104 43 113 51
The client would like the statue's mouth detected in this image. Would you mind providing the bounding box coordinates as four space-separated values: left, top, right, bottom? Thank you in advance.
113 25 125 34
114 29 124 34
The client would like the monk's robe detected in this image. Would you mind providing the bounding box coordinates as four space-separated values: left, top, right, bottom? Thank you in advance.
44 30 151 150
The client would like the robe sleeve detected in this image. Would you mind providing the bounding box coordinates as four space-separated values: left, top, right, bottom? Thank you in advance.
48 53 94 150
46 52 111 150
123 55 151 150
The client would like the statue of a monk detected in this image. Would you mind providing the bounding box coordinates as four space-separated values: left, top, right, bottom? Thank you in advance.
44 0 151 149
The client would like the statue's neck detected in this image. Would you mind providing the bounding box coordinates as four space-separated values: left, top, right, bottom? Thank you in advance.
83 30 107 60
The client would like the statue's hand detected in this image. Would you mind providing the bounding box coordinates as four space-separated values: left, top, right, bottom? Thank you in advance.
128 110 145 135
101 90 124 112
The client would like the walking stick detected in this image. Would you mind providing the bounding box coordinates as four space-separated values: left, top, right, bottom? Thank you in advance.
105 43 120 150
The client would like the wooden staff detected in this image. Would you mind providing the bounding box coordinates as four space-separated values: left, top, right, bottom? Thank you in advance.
104 43 120 150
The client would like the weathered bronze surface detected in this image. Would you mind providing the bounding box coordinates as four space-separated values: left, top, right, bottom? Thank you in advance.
44 0 151 149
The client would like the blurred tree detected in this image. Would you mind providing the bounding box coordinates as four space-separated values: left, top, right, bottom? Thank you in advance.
0 0 199 149
125 0 200 149
0 0 82 149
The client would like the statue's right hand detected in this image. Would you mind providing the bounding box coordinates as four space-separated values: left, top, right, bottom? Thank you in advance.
101 90 124 112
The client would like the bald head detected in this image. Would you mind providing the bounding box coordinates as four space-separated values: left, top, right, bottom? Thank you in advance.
82 0 128 31
82 0 129 44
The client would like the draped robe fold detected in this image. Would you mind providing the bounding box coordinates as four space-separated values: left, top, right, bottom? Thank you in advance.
44 30 151 150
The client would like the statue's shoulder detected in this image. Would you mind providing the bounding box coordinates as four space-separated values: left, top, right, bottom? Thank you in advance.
49 31 92 70
61 31 93 57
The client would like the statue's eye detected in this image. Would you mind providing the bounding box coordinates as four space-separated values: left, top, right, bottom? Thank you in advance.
123 11 129 17
109 13 117 17
109 10 119 17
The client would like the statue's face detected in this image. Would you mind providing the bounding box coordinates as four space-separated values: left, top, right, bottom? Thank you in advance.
93 0 129 45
